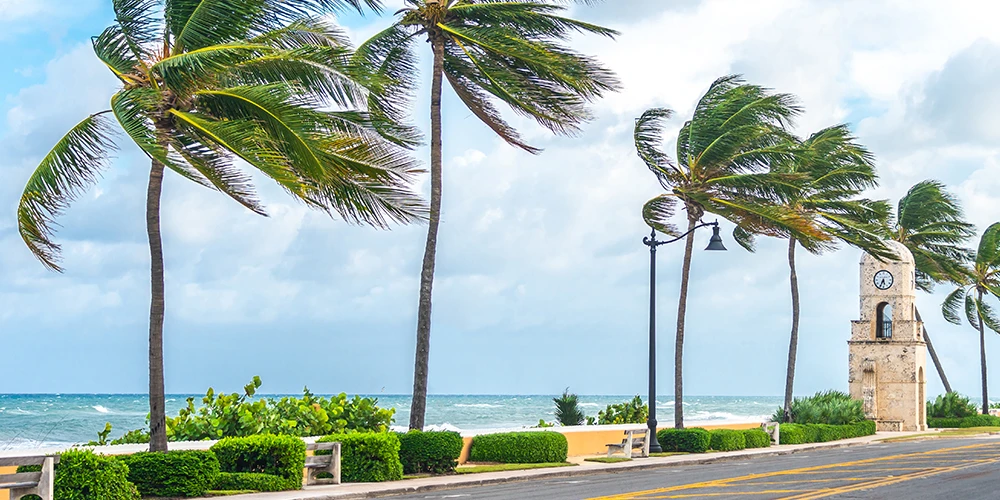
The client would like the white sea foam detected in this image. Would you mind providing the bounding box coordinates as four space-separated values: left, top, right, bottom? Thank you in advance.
8 408 32 415
453 404 503 408
93 405 111 414
688 411 769 423
578 403 601 408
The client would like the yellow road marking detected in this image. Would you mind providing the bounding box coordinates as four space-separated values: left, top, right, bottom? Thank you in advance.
588 442 1000 500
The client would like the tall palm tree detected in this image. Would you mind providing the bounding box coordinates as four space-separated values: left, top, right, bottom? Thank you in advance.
17 0 424 451
356 0 620 430
742 125 891 422
943 223 1000 414
634 75 824 428
885 181 977 393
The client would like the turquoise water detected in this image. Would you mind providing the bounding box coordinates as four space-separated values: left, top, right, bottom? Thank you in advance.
0 394 781 450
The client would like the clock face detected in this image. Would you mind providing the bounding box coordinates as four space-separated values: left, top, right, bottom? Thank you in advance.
874 270 894 290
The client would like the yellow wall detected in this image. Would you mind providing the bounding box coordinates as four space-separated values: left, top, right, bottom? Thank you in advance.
0 466 14 500
457 422 760 464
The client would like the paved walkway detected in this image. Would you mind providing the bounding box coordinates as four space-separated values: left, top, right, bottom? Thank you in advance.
217 431 934 500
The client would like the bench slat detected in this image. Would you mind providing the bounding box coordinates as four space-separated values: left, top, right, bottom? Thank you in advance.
306 442 338 451
0 482 39 489
305 456 332 467
0 472 42 484
0 456 59 467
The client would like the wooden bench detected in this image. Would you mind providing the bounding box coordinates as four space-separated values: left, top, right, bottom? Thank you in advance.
606 428 650 458
0 455 58 500
304 442 341 486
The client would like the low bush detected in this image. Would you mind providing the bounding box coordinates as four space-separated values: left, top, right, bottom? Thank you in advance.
927 393 979 419
398 430 464 474
779 421 876 444
773 391 864 425
213 472 289 492
211 434 306 490
958 415 1000 427
469 431 568 464
118 450 219 497
317 432 404 482
779 423 807 445
657 428 711 453
928 417 963 428
709 429 746 451
53 449 140 500
742 429 771 448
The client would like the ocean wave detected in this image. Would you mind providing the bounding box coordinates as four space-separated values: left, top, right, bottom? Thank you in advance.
578 403 601 408
92 405 111 414
687 411 768 422
8 408 32 415
0 437 72 451
453 404 503 408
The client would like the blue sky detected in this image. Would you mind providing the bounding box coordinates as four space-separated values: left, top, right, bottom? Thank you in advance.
3 0 1000 399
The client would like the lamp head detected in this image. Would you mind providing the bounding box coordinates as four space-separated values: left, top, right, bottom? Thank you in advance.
705 224 727 251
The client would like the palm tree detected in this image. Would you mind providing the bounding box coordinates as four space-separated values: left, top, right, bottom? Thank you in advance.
634 75 824 428
745 125 891 422
885 181 977 393
943 223 1000 414
355 0 620 430
17 0 425 451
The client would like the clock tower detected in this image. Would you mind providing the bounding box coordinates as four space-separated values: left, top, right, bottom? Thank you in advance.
848 240 927 431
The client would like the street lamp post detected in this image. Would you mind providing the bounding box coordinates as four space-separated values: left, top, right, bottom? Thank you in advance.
642 221 726 453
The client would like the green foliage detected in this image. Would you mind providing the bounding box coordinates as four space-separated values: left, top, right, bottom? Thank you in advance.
87 423 151 446
163 377 394 441
554 389 585 426
709 429 746 452
927 417 963 428
773 391 865 425
742 429 771 449
779 421 876 444
317 432 403 482
397 430 464 475
594 396 648 425
213 472 289 493
927 393 980 419
117 451 219 498
656 428 711 453
469 432 569 464
52 449 140 500
958 415 1000 427
211 434 306 490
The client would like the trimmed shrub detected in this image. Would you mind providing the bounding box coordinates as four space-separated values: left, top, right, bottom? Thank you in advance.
118 450 219 498
709 429 746 451
657 428 711 453
397 430 464 474
211 434 306 490
778 423 807 444
52 449 140 500
958 414 1000 427
213 472 288 492
742 429 771 449
779 421 876 444
317 432 404 482
927 393 978 419
928 417 963 428
469 431 568 464
852 420 877 436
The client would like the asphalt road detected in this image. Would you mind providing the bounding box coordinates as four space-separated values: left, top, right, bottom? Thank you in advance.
390 436 1000 499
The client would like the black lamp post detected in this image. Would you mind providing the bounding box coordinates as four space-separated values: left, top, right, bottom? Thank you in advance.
642 221 726 453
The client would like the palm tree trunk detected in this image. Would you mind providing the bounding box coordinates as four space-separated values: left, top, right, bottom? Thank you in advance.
409 36 445 431
146 159 168 452
979 289 989 415
914 308 953 393
674 217 697 429
783 237 800 422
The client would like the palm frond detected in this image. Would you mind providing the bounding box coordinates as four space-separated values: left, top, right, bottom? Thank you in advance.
112 0 161 62
634 108 683 186
352 23 422 148
18 112 119 271
641 195 679 237
978 297 1000 334
445 71 540 153
943 286 967 325
966 292 982 330
92 25 141 82
976 222 1000 270
732 225 757 252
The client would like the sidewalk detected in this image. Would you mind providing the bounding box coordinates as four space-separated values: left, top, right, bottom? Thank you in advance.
217 431 932 500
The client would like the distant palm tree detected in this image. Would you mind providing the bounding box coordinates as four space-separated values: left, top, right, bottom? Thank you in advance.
356 0 621 430
885 181 977 394
634 75 823 428
16 0 424 451
943 223 1000 414
745 125 891 422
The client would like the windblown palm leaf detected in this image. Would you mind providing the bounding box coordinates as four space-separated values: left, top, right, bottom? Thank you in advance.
16 0 422 451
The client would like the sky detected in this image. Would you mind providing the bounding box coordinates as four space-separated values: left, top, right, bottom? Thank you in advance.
2 0 1000 399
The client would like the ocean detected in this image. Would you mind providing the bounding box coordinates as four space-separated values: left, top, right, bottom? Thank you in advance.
0 394 780 451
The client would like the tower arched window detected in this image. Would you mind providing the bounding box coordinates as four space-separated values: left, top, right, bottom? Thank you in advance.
876 302 893 339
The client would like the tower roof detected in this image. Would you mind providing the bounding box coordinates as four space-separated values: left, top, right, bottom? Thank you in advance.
861 240 914 265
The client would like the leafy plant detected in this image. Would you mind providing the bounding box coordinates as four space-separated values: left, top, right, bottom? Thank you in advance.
52 449 140 500
742 429 771 449
117 450 219 498
317 432 404 482
929 415 1000 428
553 389 585 426
470 432 568 464
213 472 289 493
17 0 422 451
927 393 979 419
211 434 307 490
397 430 464 475
709 429 746 451
594 396 648 425
778 421 875 444
772 390 864 425
656 428 711 453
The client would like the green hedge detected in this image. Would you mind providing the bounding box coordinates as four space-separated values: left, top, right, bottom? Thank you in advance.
118 450 219 498
928 417 963 428
51 449 140 500
398 430 464 474
213 472 289 492
657 428 711 453
779 421 876 444
317 432 403 482
469 431 568 464
742 429 771 449
211 434 305 490
709 429 746 451
929 415 1000 428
